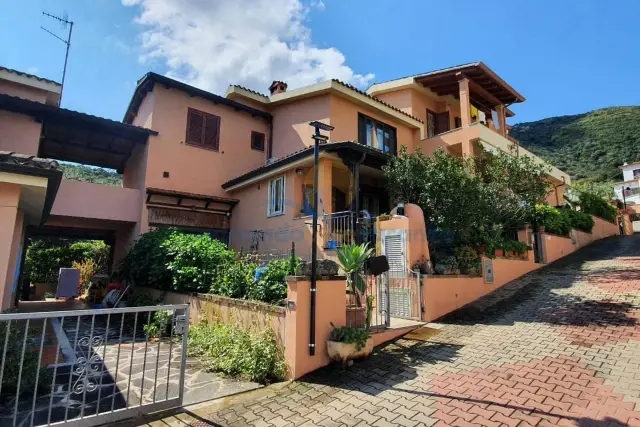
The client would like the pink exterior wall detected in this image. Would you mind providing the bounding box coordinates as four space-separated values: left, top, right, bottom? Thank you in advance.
0 81 48 103
0 183 23 310
0 111 41 155
422 257 541 322
376 88 462 133
329 95 419 152
228 168 315 259
50 179 141 223
147 86 270 198
542 216 618 264
592 216 619 239
271 96 330 158
285 277 346 379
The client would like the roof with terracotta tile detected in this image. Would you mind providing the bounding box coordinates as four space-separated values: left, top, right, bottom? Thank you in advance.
0 151 60 171
331 79 423 123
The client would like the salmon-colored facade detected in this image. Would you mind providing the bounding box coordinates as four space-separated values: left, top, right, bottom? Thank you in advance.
0 62 573 307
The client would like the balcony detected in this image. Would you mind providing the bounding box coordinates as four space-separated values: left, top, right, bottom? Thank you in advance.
419 123 571 185
322 211 375 249
50 179 141 223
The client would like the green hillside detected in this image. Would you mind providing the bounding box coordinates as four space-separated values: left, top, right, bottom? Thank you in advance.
510 106 640 181
60 163 123 186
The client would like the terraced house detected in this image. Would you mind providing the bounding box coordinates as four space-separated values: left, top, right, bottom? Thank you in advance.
0 62 570 308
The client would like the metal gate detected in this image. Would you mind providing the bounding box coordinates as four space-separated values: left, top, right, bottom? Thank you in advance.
0 304 189 427
379 229 422 320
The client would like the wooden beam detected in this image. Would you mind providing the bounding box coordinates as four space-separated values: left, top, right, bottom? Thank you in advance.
467 79 504 107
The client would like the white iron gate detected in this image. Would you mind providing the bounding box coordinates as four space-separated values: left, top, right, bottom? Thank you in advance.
0 304 189 427
380 229 422 320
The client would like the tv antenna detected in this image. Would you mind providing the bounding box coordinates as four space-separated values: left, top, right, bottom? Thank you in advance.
41 11 73 106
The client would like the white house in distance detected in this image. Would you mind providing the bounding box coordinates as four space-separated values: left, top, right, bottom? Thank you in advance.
614 162 640 210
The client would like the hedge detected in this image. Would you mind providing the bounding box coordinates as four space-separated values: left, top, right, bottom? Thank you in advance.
535 205 595 236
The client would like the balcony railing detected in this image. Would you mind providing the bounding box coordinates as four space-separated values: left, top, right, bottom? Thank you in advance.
322 211 375 249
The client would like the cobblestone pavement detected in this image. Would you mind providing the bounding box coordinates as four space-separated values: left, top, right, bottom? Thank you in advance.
193 236 640 426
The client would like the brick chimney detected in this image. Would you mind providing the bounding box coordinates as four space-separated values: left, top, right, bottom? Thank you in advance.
269 81 287 95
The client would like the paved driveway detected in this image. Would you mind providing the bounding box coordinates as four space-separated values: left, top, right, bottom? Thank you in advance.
192 236 640 426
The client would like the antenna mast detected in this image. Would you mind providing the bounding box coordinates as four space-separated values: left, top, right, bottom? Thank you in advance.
41 11 73 106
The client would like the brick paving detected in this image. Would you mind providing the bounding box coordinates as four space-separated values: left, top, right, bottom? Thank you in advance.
191 236 640 426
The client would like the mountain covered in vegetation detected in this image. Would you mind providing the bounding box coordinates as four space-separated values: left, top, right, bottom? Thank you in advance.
510 106 640 182
60 163 123 186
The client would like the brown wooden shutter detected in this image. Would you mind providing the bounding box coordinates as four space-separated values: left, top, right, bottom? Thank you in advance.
203 114 220 150
435 112 450 134
186 109 204 145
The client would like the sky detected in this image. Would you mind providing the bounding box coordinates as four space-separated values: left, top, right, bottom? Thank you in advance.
0 0 638 124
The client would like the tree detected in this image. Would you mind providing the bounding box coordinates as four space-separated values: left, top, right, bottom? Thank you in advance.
383 146 552 247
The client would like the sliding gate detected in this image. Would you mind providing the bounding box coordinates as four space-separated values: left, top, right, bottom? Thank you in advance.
0 304 189 427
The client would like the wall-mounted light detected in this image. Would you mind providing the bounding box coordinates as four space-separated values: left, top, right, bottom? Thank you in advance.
295 168 305 176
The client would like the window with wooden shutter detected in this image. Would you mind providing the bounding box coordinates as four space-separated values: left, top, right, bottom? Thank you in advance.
251 131 265 151
427 109 450 137
454 116 462 129
185 108 220 150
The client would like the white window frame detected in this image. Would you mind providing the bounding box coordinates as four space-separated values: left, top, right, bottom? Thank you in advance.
267 175 285 217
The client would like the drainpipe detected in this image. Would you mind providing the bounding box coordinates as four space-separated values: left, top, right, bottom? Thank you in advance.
267 117 274 160
307 121 334 356
352 153 367 244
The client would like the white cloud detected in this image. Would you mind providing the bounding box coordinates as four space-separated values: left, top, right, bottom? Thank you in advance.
122 0 374 95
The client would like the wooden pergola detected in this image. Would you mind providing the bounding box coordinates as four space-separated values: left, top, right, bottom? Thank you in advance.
415 62 525 132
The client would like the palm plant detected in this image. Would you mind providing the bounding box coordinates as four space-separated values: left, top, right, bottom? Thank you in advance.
336 243 374 307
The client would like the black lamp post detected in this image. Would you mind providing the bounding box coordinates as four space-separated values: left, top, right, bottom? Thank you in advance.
308 121 334 356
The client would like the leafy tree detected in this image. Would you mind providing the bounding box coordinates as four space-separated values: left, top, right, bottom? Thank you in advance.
383 146 551 247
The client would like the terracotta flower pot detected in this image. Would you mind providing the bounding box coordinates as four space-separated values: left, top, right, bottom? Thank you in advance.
327 338 374 364
495 249 504 257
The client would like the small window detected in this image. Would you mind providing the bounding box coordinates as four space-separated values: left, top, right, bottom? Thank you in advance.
454 116 462 129
186 108 220 151
268 176 285 217
633 169 640 178
426 109 450 138
251 131 265 151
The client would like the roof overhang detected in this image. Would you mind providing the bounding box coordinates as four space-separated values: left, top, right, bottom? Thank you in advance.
226 80 424 129
0 152 63 225
222 141 392 191
0 66 61 105
368 62 525 112
146 187 239 215
0 94 157 172
125 72 272 124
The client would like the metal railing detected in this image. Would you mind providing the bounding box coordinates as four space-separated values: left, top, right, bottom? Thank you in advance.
322 211 376 249
323 211 354 249
0 304 189 427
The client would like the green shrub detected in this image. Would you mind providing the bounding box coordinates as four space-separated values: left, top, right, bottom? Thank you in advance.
563 208 595 233
187 321 286 384
26 239 110 284
246 258 300 305
453 246 479 274
213 260 256 298
535 205 595 235
143 310 173 338
328 323 369 351
579 192 617 223
535 205 571 236
0 316 53 395
116 229 236 293
163 232 236 293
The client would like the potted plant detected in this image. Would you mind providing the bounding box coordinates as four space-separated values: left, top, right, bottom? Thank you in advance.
336 243 373 308
327 323 373 364
43 291 56 301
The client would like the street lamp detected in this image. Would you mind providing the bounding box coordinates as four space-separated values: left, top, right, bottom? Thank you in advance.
307 120 334 356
